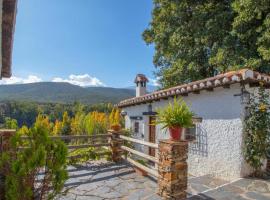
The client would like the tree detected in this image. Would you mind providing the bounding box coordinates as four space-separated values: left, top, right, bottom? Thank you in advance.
232 0 270 73
0 115 68 200
4 117 18 129
53 120 63 135
143 0 270 88
61 111 71 135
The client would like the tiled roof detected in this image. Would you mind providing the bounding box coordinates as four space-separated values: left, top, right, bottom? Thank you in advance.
118 69 270 108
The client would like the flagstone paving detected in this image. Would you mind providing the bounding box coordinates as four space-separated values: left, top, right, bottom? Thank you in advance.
56 160 270 200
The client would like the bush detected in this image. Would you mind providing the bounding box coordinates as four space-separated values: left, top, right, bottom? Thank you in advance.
244 83 270 176
0 116 68 200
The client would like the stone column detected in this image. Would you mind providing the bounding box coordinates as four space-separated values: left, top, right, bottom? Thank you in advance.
0 129 16 200
158 140 188 200
108 130 123 163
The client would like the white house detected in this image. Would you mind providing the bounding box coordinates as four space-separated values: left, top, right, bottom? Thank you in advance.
117 69 270 181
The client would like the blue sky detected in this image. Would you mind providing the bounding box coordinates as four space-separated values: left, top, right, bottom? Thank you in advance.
2 0 157 88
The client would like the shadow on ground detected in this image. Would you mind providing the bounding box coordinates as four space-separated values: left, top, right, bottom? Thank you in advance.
56 161 270 200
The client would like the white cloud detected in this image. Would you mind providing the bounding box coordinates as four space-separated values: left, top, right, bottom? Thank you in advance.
149 78 160 87
0 75 42 85
52 74 105 87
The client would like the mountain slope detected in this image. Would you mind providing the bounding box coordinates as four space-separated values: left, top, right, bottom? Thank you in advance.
0 82 135 104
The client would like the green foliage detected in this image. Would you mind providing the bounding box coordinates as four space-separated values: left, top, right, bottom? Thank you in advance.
61 111 71 135
0 116 68 200
156 98 194 129
68 147 111 165
136 159 147 166
144 0 270 88
0 101 114 128
232 0 270 72
4 117 18 129
244 83 270 176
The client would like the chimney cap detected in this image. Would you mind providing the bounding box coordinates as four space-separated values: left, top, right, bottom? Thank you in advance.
134 74 149 83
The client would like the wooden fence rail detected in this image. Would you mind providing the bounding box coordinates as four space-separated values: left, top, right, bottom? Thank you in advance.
121 145 158 163
20 134 111 140
67 143 110 150
119 135 158 149
126 157 158 177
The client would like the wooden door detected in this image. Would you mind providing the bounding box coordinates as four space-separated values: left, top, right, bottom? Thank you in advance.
149 116 156 157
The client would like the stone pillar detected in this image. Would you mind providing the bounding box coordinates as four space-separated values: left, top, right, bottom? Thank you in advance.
108 130 123 163
158 140 188 200
0 129 16 200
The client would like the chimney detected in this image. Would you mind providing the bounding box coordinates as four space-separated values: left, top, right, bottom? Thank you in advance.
134 74 148 97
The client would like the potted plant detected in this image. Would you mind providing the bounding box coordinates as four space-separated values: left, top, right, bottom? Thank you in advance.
156 98 194 140
109 108 121 131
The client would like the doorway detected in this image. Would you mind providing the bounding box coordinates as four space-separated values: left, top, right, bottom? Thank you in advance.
149 116 156 157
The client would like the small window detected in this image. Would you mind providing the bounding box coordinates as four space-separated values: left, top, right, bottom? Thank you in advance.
185 126 196 141
134 122 139 133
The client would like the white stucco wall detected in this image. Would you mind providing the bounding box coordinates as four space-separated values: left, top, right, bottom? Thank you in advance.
123 83 256 180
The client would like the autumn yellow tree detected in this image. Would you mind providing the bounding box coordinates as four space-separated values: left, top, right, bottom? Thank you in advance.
53 120 63 135
61 111 71 135
71 112 85 135
35 114 51 131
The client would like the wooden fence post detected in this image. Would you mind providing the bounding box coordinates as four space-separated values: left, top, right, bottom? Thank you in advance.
0 129 16 200
108 130 123 163
158 140 188 200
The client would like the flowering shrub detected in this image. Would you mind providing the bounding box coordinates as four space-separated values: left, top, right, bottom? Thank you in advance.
244 83 270 176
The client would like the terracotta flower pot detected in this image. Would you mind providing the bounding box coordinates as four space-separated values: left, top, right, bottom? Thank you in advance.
134 167 148 176
169 126 183 141
111 124 121 132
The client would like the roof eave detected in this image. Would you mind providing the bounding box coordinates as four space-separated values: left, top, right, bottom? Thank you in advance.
1 0 17 79
117 69 270 108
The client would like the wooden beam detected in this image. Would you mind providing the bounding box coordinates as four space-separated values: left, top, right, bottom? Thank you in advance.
120 135 158 149
125 157 158 177
21 134 111 140
67 143 110 149
121 146 158 163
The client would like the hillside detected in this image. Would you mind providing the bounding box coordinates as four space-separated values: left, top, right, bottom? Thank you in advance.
0 82 135 104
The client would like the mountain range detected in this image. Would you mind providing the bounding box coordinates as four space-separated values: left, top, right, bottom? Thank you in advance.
0 82 156 104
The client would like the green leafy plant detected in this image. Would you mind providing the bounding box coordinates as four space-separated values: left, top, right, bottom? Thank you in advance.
244 83 270 176
137 159 147 166
0 116 68 200
156 98 194 129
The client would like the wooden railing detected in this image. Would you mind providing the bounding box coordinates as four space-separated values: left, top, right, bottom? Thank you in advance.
2 129 189 199
119 134 159 177
20 134 111 150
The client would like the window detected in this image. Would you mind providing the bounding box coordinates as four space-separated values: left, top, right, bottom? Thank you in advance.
134 122 139 133
188 125 208 157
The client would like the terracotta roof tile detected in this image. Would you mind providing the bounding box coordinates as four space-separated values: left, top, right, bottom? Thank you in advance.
117 69 270 108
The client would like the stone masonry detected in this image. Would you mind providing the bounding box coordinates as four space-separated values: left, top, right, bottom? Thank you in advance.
158 140 188 200
108 130 123 163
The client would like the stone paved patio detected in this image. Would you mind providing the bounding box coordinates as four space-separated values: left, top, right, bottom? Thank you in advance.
56 161 270 200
